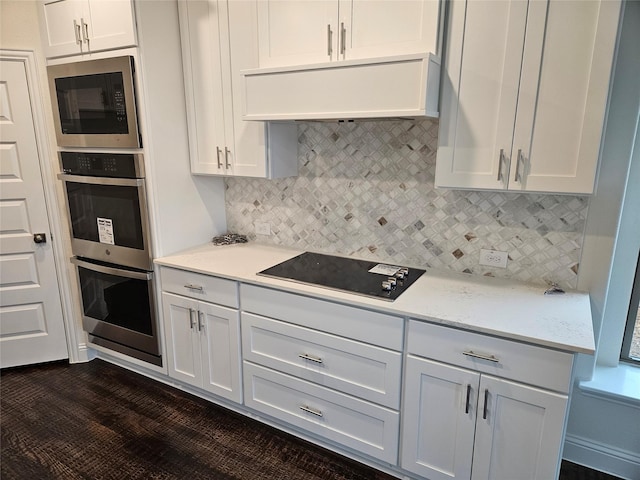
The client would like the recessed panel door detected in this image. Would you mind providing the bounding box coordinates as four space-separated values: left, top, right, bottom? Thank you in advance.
0 56 68 368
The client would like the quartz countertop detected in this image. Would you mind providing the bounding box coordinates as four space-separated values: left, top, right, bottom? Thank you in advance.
155 242 595 354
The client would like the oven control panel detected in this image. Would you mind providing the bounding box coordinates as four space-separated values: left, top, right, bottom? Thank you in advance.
60 151 144 178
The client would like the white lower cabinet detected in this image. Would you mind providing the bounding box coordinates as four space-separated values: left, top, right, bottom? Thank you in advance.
401 321 571 480
161 290 242 403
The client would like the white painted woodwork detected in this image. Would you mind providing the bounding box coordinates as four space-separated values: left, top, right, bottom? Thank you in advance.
401 356 479 480
241 312 402 408
240 284 404 350
242 53 441 120
436 0 621 194
161 291 241 403
178 0 297 178
160 267 238 308
407 320 574 393
0 57 68 368
256 0 440 67
243 362 400 463
471 376 568 480
401 355 569 480
39 0 136 58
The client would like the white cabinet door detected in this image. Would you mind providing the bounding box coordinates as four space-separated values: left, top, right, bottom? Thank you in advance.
401 355 479 480
179 0 298 178
179 0 230 175
256 0 338 67
510 0 620 193
162 292 201 387
471 375 568 480
83 0 136 53
39 0 136 58
436 0 620 194
40 0 85 57
199 301 242 402
342 0 440 61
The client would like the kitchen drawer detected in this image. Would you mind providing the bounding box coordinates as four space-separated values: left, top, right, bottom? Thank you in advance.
242 313 402 408
243 362 399 463
160 267 238 308
407 321 573 393
240 284 403 350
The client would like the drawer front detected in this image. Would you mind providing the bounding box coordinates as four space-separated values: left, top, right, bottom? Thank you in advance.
242 313 402 408
240 284 403 350
407 321 574 393
160 267 238 308
243 362 399 464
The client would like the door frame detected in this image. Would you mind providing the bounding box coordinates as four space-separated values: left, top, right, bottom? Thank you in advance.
1 49 86 363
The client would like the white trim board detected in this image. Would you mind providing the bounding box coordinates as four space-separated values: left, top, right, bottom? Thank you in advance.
564 433 640 480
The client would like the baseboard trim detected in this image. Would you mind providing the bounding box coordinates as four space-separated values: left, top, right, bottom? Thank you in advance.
564 434 640 480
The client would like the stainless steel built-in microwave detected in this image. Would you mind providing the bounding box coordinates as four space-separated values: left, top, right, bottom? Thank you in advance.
47 56 141 148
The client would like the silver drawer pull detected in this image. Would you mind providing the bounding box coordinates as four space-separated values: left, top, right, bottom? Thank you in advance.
184 284 204 292
299 405 323 417
298 353 324 364
462 350 499 363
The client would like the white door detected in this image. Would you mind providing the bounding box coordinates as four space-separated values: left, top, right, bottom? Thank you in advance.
0 56 68 368
83 0 136 53
198 300 241 402
401 355 479 480
39 0 84 58
162 292 201 387
471 375 568 480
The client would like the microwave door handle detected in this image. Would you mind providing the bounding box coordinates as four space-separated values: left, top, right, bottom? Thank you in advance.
57 173 144 187
70 257 152 280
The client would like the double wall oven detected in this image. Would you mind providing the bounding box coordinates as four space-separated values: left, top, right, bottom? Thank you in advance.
50 56 162 366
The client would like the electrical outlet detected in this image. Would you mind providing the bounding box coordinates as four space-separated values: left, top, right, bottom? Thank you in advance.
479 249 508 268
255 222 271 236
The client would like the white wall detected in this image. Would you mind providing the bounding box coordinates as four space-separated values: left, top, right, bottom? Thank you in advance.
567 2 640 478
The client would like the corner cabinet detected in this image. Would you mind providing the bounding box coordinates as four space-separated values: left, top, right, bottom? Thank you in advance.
160 267 242 403
401 321 573 480
255 0 442 68
178 0 297 178
38 0 136 58
435 0 621 194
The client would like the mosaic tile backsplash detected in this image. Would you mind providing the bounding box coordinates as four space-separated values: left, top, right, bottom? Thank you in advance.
225 120 587 290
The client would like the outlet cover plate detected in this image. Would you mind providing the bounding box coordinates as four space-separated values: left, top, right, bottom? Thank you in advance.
479 249 508 268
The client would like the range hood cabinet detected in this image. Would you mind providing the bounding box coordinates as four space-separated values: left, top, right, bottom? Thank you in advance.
240 53 440 121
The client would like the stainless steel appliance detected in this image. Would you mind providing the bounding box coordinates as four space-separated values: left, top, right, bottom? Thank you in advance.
258 252 425 301
58 151 152 271
72 257 161 366
59 151 160 366
47 56 141 148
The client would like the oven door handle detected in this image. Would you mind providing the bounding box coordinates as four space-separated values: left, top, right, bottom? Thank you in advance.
71 257 152 280
58 173 144 187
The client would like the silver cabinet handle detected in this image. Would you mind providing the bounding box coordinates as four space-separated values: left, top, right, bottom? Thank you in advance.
198 311 204 332
483 388 489 420
514 149 523 182
462 350 499 363
340 22 346 55
184 283 203 292
300 405 323 417
327 24 332 57
224 147 231 169
298 353 324 364
74 20 82 45
497 149 504 181
465 384 471 414
81 18 89 44
216 146 222 168
188 308 196 329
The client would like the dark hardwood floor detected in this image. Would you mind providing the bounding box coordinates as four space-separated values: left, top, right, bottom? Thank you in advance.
0 360 623 480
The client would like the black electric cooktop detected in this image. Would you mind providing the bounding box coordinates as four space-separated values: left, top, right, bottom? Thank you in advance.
257 252 425 301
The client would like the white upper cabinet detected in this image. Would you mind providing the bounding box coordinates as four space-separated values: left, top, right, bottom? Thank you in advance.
256 0 441 67
436 0 621 194
39 0 136 58
179 0 297 178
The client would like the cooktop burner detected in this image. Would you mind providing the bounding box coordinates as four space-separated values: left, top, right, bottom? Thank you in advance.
257 251 425 301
